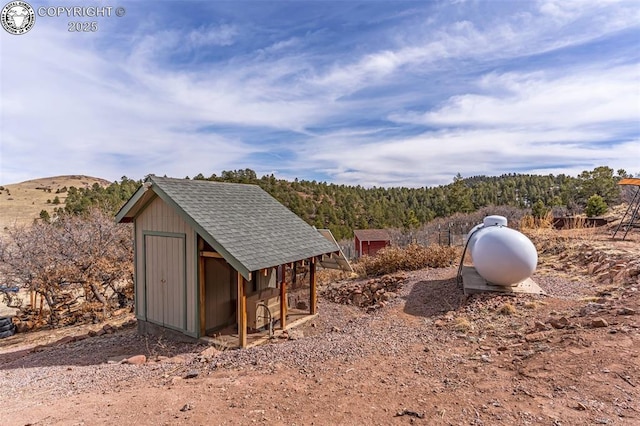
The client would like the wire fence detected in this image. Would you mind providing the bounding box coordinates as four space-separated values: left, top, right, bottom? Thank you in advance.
337 206 530 260
338 230 468 260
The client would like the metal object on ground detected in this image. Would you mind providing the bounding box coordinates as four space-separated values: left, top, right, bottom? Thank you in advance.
458 215 538 289
613 178 640 241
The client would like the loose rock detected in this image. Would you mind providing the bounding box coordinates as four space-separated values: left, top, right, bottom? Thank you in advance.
591 318 609 328
549 317 570 329
184 370 199 379
123 355 147 365
618 307 636 316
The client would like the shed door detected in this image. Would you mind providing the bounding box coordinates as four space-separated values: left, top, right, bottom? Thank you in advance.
144 235 185 330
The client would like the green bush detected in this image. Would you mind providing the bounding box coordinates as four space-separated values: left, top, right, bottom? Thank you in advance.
39 210 51 223
531 200 550 219
585 194 607 217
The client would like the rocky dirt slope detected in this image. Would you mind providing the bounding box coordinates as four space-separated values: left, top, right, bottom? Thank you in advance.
0 232 638 425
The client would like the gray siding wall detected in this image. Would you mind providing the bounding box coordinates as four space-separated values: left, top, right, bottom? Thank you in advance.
135 196 197 335
257 268 277 291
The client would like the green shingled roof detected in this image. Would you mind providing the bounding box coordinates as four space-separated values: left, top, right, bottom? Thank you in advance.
116 176 339 279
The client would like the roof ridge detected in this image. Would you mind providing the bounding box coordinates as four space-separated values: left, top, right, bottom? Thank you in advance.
149 175 258 188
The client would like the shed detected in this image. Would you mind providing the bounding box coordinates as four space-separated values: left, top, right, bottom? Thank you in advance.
116 176 346 348
353 229 391 258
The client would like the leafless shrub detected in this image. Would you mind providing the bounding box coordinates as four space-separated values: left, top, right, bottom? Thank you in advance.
354 243 460 277
0 209 133 325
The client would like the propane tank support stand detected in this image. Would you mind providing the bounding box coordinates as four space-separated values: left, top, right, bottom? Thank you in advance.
461 266 546 296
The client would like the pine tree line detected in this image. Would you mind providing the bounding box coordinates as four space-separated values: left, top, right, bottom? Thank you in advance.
59 166 632 240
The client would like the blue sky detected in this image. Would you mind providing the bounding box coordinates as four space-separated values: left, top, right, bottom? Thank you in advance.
1 0 638 187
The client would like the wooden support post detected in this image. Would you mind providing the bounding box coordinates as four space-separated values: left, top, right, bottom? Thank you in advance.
310 258 317 315
237 272 247 348
292 262 297 286
280 264 287 330
198 259 205 337
198 238 205 337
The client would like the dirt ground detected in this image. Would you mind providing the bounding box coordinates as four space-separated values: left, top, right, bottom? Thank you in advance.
1 230 639 425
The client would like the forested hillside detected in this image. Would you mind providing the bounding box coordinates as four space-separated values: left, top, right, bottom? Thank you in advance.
59 166 631 240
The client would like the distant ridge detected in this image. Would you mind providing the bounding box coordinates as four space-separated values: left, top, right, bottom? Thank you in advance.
0 175 112 232
2 175 112 187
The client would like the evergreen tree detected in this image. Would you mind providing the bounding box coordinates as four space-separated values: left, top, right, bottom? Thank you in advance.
531 200 549 219
585 194 608 217
39 210 51 223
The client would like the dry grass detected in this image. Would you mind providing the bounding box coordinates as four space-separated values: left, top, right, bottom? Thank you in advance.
523 225 599 257
520 212 554 230
453 316 473 332
0 175 110 233
498 303 517 315
316 269 357 285
523 301 539 310
521 211 601 233
353 243 461 277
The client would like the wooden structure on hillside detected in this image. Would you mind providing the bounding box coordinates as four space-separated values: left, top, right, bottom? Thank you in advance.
353 229 391 258
552 216 612 229
116 176 349 348
613 177 640 240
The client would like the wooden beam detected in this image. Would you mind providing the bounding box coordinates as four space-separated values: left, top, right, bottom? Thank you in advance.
200 251 223 258
280 264 287 330
310 258 317 315
198 238 206 337
198 253 206 337
237 272 247 348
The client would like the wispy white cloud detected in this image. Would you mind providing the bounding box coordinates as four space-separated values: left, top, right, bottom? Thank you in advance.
187 24 238 47
391 64 639 131
0 25 253 183
0 1 638 187
305 0 639 98
293 127 639 187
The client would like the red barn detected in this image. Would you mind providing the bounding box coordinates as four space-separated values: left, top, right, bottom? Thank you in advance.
354 229 391 258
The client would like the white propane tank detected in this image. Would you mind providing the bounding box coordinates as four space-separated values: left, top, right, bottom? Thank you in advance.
466 215 537 286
